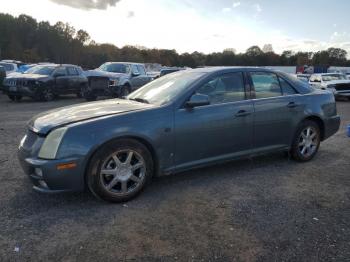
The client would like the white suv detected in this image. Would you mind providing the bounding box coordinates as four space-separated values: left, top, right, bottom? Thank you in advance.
309 73 350 100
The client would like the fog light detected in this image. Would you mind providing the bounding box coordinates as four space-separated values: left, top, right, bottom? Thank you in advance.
34 168 43 178
38 180 48 189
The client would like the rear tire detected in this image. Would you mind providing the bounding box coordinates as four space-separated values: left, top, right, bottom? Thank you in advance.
8 95 22 102
290 120 321 162
87 139 154 203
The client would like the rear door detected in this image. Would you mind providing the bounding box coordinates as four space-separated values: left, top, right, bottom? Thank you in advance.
249 71 303 153
136 65 150 86
130 65 142 89
174 72 254 170
53 67 69 94
67 67 81 93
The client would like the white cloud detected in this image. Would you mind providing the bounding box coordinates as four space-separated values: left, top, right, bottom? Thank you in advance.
222 7 232 13
232 2 241 8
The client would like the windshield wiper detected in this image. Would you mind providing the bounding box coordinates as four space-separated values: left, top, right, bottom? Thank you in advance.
129 97 150 104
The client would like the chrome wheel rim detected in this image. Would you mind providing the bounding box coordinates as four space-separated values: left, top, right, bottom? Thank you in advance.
44 89 54 101
298 126 318 157
100 150 146 195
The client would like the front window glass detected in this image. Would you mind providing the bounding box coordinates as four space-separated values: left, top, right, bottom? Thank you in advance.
24 65 56 75
251 72 282 99
127 71 204 105
196 72 245 104
99 63 128 73
137 65 146 75
54 67 67 76
279 77 297 95
322 74 346 81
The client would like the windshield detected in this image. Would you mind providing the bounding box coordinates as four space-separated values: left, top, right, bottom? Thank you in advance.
322 74 346 81
24 65 56 75
127 71 205 105
99 63 129 73
0 63 14 71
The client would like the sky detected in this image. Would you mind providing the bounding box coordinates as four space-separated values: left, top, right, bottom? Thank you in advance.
2 0 350 55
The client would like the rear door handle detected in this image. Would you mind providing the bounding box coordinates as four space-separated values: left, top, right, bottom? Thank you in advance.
287 102 299 108
235 110 251 117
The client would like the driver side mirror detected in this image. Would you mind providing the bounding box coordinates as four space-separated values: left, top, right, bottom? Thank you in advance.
185 93 210 108
132 71 140 77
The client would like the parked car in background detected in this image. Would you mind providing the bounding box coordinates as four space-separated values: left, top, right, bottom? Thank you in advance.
0 62 18 74
18 67 340 202
2 64 88 101
309 73 350 100
17 64 37 73
83 62 153 101
1 59 25 67
147 71 160 79
295 74 311 83
160 67 183 77
0 66 6 88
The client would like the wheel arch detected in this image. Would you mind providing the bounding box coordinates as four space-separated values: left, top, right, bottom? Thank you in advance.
83 135 159 188
301 115 325 141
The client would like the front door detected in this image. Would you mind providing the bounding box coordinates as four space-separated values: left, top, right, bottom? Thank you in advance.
53 67 69 94
174 72 254 170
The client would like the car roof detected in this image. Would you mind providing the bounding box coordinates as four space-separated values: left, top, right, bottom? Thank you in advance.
190 66 282 73
105 62 145 66
311 73 344 76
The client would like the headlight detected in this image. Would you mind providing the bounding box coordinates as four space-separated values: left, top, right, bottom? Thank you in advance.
38 127 67 159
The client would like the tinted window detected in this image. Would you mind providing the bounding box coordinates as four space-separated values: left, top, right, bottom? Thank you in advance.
99 63 128 73
251 72 282 99
137 65 146 75
127 71 205 105
131 65 139 75
322 74 346 81
26 65 56 75
54 67 67 76
279 77 297 95
67 67 78 76
196 73 245 105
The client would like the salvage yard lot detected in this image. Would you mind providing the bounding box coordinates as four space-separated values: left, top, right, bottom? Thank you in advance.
0 95 349 261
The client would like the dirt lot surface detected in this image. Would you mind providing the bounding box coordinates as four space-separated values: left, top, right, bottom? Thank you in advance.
0 95 349 261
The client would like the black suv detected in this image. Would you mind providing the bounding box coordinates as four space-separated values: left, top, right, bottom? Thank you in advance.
2 64 88 101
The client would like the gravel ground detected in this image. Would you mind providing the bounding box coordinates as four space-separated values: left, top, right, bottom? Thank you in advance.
0 95 349 262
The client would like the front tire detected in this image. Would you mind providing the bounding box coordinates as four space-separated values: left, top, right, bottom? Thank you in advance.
120 85 131 98
41 88 55 102
87 139 154 202
8 95 22 101
290 120 321 162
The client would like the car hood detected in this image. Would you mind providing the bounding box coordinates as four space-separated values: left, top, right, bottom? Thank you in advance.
6 73 50 81
84 70 126 79
325 79 350 85
29 99 155 135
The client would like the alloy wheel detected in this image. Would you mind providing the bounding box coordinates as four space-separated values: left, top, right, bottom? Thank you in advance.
99 150 146 195
298 126 319 158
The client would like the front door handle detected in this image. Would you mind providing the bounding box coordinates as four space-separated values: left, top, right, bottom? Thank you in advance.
235 110 251 117
287 102 299 108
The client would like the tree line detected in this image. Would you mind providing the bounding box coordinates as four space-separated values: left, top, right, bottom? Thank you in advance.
0 13 349 69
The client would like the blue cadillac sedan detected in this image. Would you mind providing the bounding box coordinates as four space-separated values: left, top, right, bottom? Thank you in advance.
18 67 340 202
